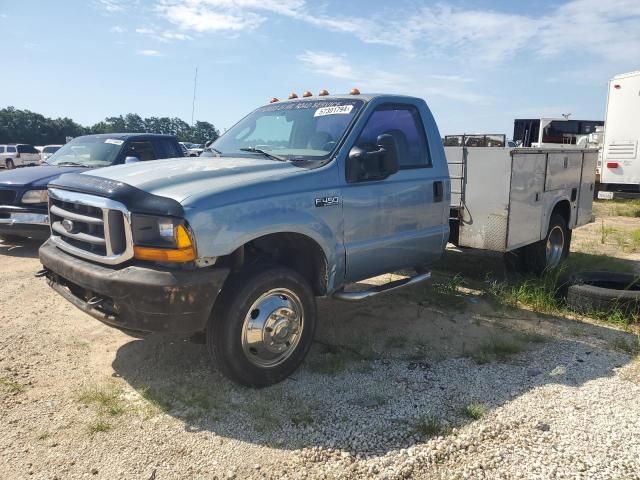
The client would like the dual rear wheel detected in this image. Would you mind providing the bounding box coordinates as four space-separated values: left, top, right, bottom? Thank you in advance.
505 214 570 275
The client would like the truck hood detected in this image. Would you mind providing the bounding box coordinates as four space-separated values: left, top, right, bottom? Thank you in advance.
81 156 305 203
0 165 89 188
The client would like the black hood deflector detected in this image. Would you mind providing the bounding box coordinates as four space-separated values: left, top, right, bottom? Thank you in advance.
49 173 184 218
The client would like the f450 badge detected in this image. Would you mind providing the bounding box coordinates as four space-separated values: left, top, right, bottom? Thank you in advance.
315 196 340 207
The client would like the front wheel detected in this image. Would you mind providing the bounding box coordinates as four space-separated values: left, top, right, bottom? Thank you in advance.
6 159 15 169
206 266 317 387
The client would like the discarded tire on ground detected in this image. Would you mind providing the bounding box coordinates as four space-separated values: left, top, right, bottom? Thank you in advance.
565 271 640 314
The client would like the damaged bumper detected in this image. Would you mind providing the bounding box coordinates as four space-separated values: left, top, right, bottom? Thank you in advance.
39 239 230 334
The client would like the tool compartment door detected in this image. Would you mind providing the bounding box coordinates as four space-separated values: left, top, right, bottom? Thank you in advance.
576 150 597 226
507 151 546 249
545 152 583 191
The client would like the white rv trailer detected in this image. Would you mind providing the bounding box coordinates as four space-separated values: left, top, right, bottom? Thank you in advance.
598 71 640 199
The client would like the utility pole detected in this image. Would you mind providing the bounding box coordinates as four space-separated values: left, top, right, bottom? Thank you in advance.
191 67 198 126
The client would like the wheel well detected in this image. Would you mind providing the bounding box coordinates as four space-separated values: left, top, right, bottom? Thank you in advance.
222 233 329 296
552 200 571 226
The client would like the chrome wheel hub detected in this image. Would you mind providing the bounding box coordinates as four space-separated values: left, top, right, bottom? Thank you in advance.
241 288 304 368
546 225 565 268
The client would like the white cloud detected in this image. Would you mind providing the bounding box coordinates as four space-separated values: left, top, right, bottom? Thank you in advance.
110 25 125 33
135 25 192 42
118 0 640 65
297 50 488 104
96 0 125 13
136 49 164 57
157 1 267 32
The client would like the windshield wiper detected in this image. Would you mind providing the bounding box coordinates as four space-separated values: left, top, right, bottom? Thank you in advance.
55 161 85 167
239 147 286 162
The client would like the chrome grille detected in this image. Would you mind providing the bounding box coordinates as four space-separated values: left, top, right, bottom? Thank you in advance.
48 188 133 265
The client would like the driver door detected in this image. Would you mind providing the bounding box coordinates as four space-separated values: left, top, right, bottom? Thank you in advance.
342 103 445 282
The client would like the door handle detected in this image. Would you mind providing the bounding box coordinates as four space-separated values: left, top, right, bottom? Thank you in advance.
433 181 444 203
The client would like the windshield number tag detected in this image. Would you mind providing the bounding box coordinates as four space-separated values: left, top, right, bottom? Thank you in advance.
315 196 340 207
314 105 353 117
105 139 124 145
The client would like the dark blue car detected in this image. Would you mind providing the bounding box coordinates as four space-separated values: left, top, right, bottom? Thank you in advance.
0 133 183 241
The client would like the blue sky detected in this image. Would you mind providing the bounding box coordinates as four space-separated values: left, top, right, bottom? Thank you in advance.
1 0 639 136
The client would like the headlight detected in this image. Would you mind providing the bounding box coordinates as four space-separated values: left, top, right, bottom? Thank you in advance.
21 190 49 204
131 214 196 263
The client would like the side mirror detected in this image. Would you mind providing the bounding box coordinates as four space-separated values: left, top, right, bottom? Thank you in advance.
346 133 399 183
124 156 140 164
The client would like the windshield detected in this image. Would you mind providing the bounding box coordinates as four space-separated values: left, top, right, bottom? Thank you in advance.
209 99 364 161
46 137 122 167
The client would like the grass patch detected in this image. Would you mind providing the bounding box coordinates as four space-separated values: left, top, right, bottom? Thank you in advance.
385 335 409 349
608 336 640 355
138 386 173 418
307 343 376 374
486 256 637 325
413 415 444 436
246 401 281 433
78 385 126 416
471 338 525 364
594 199 640 218
519 331 548 344
88 421 112 434
0 377 24 394
416 273 468 309
462 402 486 420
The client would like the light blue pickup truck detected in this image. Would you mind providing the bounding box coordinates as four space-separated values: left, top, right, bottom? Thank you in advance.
38 92 595 386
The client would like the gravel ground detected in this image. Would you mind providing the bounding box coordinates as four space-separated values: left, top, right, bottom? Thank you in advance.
1 228 640 479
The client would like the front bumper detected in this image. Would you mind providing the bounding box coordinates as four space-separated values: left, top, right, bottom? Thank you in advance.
39 239 230 334
0 207 49 239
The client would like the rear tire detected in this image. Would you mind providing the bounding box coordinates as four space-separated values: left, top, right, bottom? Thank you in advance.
6 159 14 169
523 214 570 275
206 265 317 387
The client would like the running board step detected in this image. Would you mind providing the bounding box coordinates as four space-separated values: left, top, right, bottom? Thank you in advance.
333 272 431 301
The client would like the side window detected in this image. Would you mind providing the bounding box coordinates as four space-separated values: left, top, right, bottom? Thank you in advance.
7 146 16 153
125 141 156 161
156 139 182 158
0 146 4 153
17 145 27 153
355 105 431 168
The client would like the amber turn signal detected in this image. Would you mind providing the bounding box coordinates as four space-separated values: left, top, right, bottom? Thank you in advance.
134 225 196 263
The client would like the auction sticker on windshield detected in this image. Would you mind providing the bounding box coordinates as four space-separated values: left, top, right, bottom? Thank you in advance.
314 105 354 117
104 139 124 145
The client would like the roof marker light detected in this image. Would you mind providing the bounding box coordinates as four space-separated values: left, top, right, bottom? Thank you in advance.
318 89 329 96
302 91 313 97
288 92 298 99
270 97 279 103
614 84 621 89
350 88 361 95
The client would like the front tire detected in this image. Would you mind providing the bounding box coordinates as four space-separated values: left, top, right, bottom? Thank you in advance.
206 266 317 387
6 159 15 169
